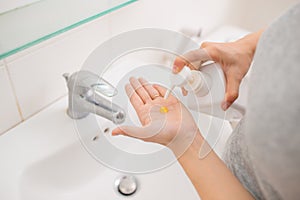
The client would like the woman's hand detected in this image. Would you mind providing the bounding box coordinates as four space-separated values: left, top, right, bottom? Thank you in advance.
111 78 254 200
173 30 263 110
112 77 199 154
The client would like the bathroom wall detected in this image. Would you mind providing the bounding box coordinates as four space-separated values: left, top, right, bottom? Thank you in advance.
224 0 299 31
0 0 40 13
0 0 296 134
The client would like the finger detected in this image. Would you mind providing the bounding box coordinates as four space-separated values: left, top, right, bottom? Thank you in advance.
129 77 151 103
125 84 144 110
153 84 168 96
181 87 188 96
173 56 188 73
200 41 212 48
173 48 211 73
183 48 211 69
222 75 241 110
138 77 160 99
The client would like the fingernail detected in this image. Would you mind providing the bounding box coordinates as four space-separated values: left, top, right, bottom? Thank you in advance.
173 65 179 73
221 101 229 111
111 131 119 136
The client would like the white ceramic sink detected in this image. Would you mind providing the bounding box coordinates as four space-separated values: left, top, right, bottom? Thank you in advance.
0 60 234 200
0 95 233 199
0 27 252 200
0 96 204 200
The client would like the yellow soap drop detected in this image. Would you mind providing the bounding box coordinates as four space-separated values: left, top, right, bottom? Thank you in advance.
160 106 168 113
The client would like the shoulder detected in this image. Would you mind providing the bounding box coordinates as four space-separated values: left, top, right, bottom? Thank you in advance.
245 3 300 199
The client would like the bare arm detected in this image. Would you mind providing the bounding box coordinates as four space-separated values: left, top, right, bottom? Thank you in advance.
172 31 264 199
112 78 254 199
177 132 253 200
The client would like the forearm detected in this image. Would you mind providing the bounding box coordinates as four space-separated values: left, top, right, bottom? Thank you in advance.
175 131 254 200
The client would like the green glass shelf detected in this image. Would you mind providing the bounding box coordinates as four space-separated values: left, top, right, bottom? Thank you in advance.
0 0 137 59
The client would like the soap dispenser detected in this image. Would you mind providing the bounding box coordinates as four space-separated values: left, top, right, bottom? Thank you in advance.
165 62 248 121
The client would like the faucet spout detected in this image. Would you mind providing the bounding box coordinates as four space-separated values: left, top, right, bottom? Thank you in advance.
63 70 126 124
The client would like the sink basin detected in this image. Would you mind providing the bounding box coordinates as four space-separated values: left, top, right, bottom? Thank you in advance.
0 97 203 200
0 50 233 200
0 97 232 199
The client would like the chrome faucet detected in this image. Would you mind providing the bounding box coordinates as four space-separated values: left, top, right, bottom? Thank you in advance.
63 70 125 124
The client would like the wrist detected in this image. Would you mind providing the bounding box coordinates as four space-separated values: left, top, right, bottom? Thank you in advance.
170 129 205 159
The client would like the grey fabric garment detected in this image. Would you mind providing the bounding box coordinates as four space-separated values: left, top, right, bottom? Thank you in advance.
223 3 300 200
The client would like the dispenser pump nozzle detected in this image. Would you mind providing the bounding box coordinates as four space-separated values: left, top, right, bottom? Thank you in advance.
164 66 193 99
170 66 193 87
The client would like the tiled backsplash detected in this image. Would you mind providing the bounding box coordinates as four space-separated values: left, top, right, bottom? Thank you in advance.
6 17 111 119
0 0 295 134
0 62 22 133
0 8 112 134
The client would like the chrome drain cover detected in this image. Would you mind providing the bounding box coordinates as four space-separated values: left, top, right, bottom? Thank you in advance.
115 175 138 196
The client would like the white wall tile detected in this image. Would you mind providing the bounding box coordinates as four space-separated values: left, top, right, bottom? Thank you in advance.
0 0 40 13
6 16 112 119
0 64 22 134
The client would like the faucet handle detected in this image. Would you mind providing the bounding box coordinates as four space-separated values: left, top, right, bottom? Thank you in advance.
63 70 117 97
91 80 117 97
63 73 70 82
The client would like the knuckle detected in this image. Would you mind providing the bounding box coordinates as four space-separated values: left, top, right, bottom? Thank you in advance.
202 44 220 61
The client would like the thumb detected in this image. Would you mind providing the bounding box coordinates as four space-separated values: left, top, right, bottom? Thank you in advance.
112 124 162 140
112 126 144 139
222 75 241 110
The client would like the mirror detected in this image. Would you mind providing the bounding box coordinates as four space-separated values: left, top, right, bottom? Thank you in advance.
0 0 136 59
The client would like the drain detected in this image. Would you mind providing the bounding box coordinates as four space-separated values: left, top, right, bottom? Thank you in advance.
115 175 138 196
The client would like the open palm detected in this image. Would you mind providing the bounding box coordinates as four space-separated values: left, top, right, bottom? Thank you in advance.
112 77 198 149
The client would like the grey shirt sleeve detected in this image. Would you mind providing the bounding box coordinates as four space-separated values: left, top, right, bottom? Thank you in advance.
223 3 300 200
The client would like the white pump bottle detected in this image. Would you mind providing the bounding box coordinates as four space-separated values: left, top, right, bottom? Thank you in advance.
165 62 248 121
